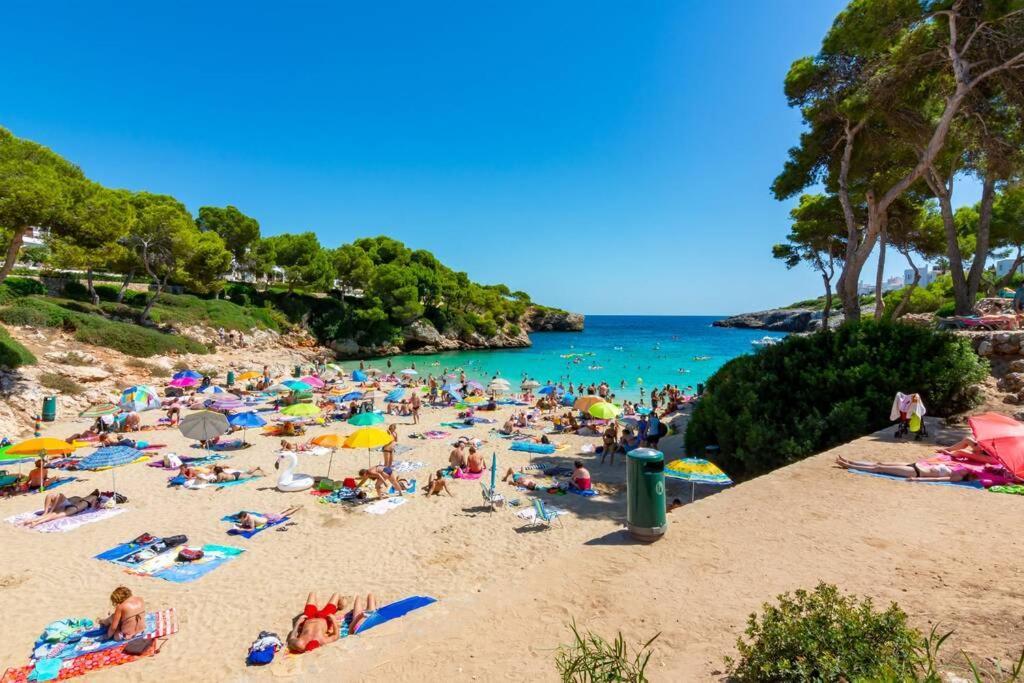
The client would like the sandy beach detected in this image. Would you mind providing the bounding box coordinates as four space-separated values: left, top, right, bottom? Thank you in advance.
2 383 1022 682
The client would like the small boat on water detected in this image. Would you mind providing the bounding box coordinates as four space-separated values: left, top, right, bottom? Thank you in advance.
692 355 711 361
751 336 781 347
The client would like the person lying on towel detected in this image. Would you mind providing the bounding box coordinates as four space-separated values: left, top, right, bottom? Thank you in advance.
287 592 377 653
234 506 299 531
18 488 115 528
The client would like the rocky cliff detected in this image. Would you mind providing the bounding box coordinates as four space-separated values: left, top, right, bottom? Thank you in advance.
330 306 584 358
713 308 840 332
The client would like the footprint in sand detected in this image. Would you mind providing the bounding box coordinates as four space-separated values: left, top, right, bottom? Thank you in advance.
0 574 28 589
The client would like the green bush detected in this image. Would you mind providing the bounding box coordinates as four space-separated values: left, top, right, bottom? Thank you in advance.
38 371 85 396
728 583 921 682
554 621 658 683
686 320 987 479
62 280 90 301
883 285 944 314
0 325 36 368
72 315 209 357
935 300 956 318
3 277 46 298
146 293 281 332
0 298 75 329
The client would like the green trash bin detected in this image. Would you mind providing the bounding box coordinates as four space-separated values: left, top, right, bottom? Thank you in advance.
41 396 58 422
226 370 235 387
626 447 668 541
293 365 302 378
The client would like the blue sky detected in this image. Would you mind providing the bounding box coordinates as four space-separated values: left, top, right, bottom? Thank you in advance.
2 1 965 315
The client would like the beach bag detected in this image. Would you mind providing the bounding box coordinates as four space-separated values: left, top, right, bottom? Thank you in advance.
124 637 158 656
177 547 204 562
164 535 188 549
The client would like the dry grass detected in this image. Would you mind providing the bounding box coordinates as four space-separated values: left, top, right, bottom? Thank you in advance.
38 372 85 396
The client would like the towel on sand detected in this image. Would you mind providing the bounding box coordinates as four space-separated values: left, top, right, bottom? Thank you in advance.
6 507 126 533
364 497 409 515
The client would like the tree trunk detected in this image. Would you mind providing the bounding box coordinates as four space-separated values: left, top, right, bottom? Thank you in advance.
873 225 887 320
0 225 29 284
821 273 833 330
928 169 973 315
116 269 134 303
965 174 997 302
139 276 167 322
86 268 100 306
893 250 921 320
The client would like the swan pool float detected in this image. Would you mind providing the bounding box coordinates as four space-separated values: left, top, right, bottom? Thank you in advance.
275 451 314 492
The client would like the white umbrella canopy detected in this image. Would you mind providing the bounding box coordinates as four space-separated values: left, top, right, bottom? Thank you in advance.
180 411 230 442
364 367 382 376
521 380 541 389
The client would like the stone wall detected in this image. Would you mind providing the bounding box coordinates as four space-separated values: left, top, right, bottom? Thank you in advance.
958 330 1024 358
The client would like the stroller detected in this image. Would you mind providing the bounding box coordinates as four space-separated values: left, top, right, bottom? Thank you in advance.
891 392 928 440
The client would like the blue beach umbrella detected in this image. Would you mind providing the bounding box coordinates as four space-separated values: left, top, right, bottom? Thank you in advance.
441 382 460 393
228 411 267 443
448 389 463 402
385 388 406 403
172 370 203 381
283 380 312 392
348 412 385 427
198 385 226 394
561 394 576 407
538 386 557 395
338 391 363 402
352 370 367 382
78 445 144 495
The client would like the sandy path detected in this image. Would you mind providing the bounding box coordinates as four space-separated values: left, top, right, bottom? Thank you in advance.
1 407 1022 681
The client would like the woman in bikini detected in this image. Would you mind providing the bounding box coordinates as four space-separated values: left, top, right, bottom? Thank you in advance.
502 467 539 490
102 586 145 640
381 424 398 468
835 455 968 481
424 470 454 496
21 489 107 528
211 465 266 482
235 506 300 531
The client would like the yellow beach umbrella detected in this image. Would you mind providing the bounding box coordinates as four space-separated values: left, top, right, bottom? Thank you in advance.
237 371 262 381
2 437 78 491
464 396 486 404
343 427 393 469
280 403 320 417
588 402 621 420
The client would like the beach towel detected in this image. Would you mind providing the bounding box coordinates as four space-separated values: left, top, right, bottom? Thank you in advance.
390 459 424 474
181 476 259 490
388 480 417 495
989 484 1024 495
510 442 556 454
363 497 409 515
221 512 290 538
847 469 984 489
202 440 249 452
422 431 450 440
6 507 126 533
1 477 78 497
455 469 485 480
97 537 244 582
316 487 363 504
567 487 597 497
346 596 436 635
440 422 473 430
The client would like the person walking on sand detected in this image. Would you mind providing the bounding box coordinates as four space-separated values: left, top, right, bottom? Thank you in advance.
410 391 421 424
382 424 398 468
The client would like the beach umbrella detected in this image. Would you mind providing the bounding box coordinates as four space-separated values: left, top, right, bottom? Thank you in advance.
490 451 497 493
351 370 367 382
172 370 203 381
210 398 245 412
326 363 344 373
538 386 557 396
79 403 119 418
2 437 76 460
266 383 294 395
573 396 605 412
464 395 486 405
180 410 230 442
283 380 312 392
197 385 227 394
336 391 363 402
521 380 540 390
968 412 1024 480
343 427 393 468
588 402 621 420
364 367 382 376
466 380 484 392
236 371 262 381
348 412 384 427
77 445 144 495
119 385 161 412
665 457 734 502
169 377 199 389
300 376 326 389
442 382 461 393
311 433 345 477
561 394 576 407
448 389 463 402
228 411 267 444
281 403 320 418
385 388 406 403
400 368 418 376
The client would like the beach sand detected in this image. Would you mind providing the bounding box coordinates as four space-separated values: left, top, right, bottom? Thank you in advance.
1 403 1022 681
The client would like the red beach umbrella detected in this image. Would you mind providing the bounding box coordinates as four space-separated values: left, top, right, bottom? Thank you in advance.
969 412 1024 481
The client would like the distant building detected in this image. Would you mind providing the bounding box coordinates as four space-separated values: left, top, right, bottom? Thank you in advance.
903 265 943 288
996 259 1024 279
857 276 904 296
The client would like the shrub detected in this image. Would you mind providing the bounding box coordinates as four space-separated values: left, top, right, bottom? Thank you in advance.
686 320 988 479
125 357 171 377
883 285 944 315
0 298 75 329
62 280 90 301
3 277 46 298
0 325 36 368
72 316 209 357
554 621 658 683
935 300 957 318
38 372 85 396
728 583 921 682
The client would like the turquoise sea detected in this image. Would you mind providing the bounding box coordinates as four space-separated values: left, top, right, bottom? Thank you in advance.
369 315 785 401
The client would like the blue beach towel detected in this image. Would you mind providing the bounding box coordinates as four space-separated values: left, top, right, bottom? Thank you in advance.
440 422 473 430
848 469 984 489
221 511 290 538
338 596 437 637
510 442 556 454
150 544 244 583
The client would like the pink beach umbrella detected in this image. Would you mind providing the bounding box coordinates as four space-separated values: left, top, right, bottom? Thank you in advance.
300 376 326 389
169 377 199 388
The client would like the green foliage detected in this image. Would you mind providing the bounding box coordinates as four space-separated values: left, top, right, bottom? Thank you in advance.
882 283 944 314
195 205 259 262
38 371 85 396
0 297 76 328
0 324 35 368
686 320 987 479
935 300 956 318
554 620 658 683
728 583 921 682
146 293 282 332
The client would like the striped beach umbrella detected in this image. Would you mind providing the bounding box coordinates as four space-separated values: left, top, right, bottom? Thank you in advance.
283 380 312 392
385 388 406 403
78 445 145 495
119 385 161 412
665 457 733 502
79 403 120 418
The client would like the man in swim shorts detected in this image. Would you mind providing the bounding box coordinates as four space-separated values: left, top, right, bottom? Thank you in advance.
502 467 539 490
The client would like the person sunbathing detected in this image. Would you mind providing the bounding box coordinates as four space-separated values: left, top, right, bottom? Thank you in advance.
835 455 968 481
499 418 516 435
502 467 539 490
287 592 343 653
235 506 299 531
179 464 214 481
211 465 265 482
449 444 467 470
100 586 145 641
570 461 592 491
424 470 454 496
28 459 54 490
465 446 485 474
940 437 999 464
21 489 108 528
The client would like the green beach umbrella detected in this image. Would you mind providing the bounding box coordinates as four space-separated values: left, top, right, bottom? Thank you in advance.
348 412 384 427
588 402 621 420
281 403 321 417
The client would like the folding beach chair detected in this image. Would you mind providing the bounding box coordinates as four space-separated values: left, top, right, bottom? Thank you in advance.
530 498 563 528
480 482 504 510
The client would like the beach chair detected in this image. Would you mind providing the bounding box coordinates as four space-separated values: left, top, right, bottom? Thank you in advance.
530 498 563 528
480 482 504 510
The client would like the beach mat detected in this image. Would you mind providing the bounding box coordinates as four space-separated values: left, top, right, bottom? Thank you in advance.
147 454 226 470
181 476 259 490
510 442 556 454
1 477 78 497
221 511 289 538
355 596 436 634
97 538 244 582
848 469 984 489
440 422 473 430
6 506 126 533
364 497 409 515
